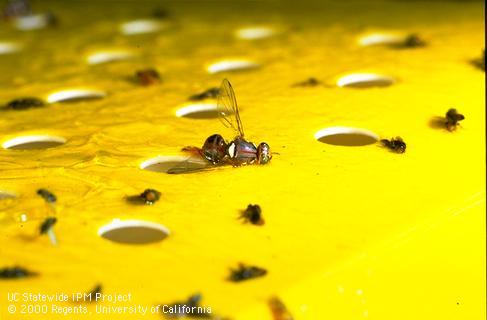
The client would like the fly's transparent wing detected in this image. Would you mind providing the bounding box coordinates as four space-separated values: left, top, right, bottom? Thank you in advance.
167 156 223 174
217 78 245 138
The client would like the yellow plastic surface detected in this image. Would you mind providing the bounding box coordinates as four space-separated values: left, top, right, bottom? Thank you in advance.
0 1 485 319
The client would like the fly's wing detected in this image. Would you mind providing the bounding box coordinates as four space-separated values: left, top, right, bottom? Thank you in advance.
167 156 223 174
217 78 245 138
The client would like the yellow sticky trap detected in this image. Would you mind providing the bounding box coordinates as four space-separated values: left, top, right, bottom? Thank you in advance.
0 1 484 320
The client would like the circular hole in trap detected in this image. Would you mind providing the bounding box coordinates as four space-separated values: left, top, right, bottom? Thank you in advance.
337 73 394 88
140 156 188 173
207 59 260 74
2 135 66 150
176 103 224 119
358 33 404 46
86 50 135 65
315 127 379 146
46 89 106 103
13 13 52 31
120 19 165 35
235 26 276 40
99 219 169 244
0 41 22 55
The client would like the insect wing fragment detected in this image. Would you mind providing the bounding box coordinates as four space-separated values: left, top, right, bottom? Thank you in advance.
167 156 218 174
217 79 245 138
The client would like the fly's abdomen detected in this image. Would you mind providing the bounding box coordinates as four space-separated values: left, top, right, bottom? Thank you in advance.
202 134 227 164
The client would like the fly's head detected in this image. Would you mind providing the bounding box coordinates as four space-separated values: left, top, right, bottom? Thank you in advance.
256 142 272 164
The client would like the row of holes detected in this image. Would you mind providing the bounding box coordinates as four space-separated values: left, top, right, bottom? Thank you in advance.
0 126 379 151
0 25 404 243
2 70 391 112
3 36 395 80
4 15 276 37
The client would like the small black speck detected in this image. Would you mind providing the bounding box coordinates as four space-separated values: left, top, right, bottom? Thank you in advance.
4 97 45 111
0 266 37 279
152 7 169 19
292 77 321 87
189 87 220 101
89 284 102 301
135 68 161 86
229 263 267 282
126 189 161 205
239 204 264 225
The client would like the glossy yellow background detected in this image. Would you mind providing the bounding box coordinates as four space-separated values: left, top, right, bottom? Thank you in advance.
0 0 485 319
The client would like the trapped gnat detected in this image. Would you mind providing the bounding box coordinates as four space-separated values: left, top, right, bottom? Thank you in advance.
152 7 169 19
0 266 37 279
169 79 272 174
381 137 406 153
140 189 161 205
239 204 264 225
471 50 485 71
3 97 45 110
135 68 161 86
37 188 56 203
189 87 220 101
269 297 294 320
126 189 161 205
39 217 58 246
228 263 267 282
292 77 321 87
395 34 426 49
88 283 102 297
445 108 465 131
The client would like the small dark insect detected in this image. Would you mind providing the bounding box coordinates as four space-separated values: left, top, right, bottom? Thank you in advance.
88 284 102 301
135 68 161 86
140 189 161 205
4 97 45 111
37 188 56 203
228 263 267 282
292 77 321 87
381 137 406 153
0 266 37 279
40 217 57 234
269 297 293 320
189 87 221 101
152 7 169 19
445 108 465 131
400 34 426 48
472 49 485 71
239 204 264 225
44 12 59 27
39 217 58 245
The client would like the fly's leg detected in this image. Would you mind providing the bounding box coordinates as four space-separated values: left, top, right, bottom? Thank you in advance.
182 146 203 157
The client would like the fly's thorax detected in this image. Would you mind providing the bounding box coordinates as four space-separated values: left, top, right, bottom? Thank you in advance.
227 138 257 164
202 134 227 163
